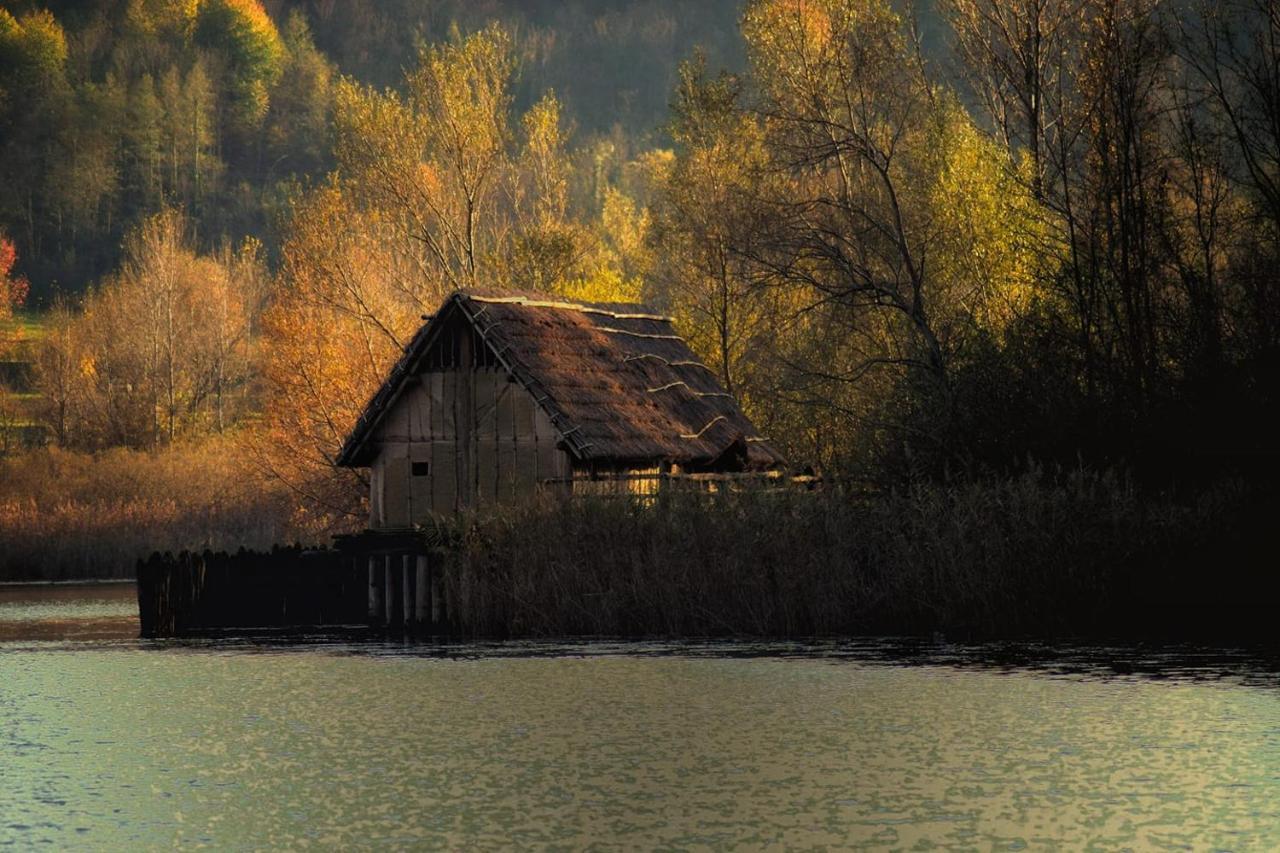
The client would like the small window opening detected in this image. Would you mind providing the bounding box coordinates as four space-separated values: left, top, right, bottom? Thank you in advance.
412 461 430 477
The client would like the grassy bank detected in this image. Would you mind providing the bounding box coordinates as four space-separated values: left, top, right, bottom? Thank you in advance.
445 470 1274 641
0 439 304 581
0 310 45 453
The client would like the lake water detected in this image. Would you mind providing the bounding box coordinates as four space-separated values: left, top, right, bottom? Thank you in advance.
2 584 1279 849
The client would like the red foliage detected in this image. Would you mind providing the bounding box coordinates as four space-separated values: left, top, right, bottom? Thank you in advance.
0 236 15 281
0 233 30 316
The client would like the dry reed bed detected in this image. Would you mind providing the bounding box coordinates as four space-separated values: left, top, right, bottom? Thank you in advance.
0 441 300 581
446 471 1253 639
3 448 1265 639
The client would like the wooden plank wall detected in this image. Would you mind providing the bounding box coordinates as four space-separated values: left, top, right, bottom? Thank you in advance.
369 326 571 528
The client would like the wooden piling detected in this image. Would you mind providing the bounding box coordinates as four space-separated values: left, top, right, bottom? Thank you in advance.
402 554 414 628
368 556 383 624
415 554 429 631
430 555 444 628
384 555 395 627
136 533 454 640
137 546 366 638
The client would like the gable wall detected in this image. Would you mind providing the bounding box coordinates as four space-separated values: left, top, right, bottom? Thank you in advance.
368 362 573 528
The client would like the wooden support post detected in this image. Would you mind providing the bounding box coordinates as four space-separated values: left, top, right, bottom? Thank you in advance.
384 555 395 627
402 554 414 629
430 556 444 629
368 555 383 624
415 554 429 631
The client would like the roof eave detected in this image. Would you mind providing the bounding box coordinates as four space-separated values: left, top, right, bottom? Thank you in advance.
334 294 469 468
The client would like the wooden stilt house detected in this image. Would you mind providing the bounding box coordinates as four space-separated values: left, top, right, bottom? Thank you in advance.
137 290 787 638
336 290 785 529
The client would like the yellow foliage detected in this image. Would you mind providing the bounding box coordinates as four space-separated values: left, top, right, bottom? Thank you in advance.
0 8 67 75
125 0 198 39
599 187 650 279
256 181 423 525
522 91 569 224
555 269 643 304
924 99 1046 340
743 0 901 106
214 0 275 35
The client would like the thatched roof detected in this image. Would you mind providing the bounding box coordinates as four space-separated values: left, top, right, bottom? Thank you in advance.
336 290 785 470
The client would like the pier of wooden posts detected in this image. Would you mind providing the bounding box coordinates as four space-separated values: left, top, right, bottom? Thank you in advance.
136 531 453 639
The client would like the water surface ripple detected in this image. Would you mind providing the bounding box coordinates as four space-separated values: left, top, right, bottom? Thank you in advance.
2 584 1279 849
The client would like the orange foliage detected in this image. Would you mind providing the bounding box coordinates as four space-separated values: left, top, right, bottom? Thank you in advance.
254 185 419 529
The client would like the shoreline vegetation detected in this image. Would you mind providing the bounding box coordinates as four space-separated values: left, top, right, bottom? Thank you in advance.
442 472 1276 642
0 440 310 582
129 466 1279 644
0 578 134 586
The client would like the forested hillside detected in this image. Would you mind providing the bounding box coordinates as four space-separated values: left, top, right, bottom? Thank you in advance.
0 0 744 296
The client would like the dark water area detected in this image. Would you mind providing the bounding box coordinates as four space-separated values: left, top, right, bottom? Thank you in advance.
2 584 1280 848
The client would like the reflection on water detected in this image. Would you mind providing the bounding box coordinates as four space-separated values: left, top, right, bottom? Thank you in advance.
0 582 137 642
2 585 1280 849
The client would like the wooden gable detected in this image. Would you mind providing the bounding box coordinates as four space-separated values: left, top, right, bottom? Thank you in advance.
367 310 571 527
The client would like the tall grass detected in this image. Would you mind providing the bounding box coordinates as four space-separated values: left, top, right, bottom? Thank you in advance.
0 438 304 581
445 470 1262 639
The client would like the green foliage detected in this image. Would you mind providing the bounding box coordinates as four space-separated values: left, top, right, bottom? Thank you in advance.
0 8 66 85
194 0 283 130
0 1 746 304
264 11 331 175
0 0 313 297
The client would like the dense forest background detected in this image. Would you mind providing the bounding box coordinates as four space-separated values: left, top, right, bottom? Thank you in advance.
2 0 1279 579
0 0 748 293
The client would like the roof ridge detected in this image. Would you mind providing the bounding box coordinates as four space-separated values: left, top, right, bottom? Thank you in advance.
466 293 673 322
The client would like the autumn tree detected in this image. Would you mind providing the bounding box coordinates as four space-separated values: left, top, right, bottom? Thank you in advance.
255 185 396 523
32 297 76 446
648 57 779 408
0 232 29 321
1177 0 1280 360
331 24 585 297
684 0 1042 469
258 23 607 524
33 209 264 449
742 0 948 394
940 0 1083 201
